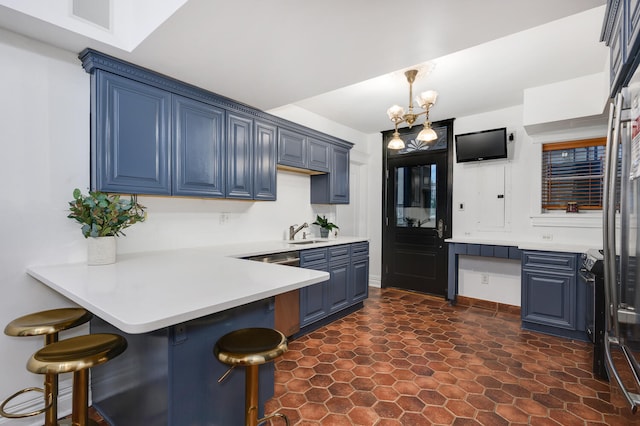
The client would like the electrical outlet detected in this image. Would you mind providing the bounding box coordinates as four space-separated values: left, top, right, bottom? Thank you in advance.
542 234 553 241
219 213 228 224
458 202 465 211
481 274 489 285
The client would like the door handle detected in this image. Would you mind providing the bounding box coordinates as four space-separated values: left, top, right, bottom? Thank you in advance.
437 219 444 239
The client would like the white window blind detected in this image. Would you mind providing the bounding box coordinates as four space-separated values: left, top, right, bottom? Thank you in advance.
541 138 609 211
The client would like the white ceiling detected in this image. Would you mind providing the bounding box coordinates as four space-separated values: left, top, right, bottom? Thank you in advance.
0 0 608 134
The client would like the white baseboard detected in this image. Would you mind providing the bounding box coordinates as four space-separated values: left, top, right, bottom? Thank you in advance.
369 275 381 288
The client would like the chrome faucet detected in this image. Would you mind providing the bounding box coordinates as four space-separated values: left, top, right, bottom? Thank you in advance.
289 223 309 240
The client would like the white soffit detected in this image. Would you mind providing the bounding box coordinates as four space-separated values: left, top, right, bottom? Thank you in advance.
0 0 187 51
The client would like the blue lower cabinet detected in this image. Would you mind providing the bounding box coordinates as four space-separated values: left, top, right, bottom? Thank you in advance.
90 298 275 425
328 260 350 313
521 251 586 341
351 255 369 303
299 242 368 329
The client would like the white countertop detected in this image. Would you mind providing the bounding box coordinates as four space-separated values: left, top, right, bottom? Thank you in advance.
27 237 367 334
445 237 599 254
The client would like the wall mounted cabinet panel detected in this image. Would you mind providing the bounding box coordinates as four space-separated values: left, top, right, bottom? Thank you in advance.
226 112 254 199
173 95 225 197
81 49 352 201
277 128 307 169
308 138 331 172
311 145 350 204
254 120 277 201
95 71 171 194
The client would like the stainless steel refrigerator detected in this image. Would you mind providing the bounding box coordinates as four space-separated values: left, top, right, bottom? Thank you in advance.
604 76 640 412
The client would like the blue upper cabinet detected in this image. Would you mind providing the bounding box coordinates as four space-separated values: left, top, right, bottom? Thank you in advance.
173 95 225 197
80 49 352 202
602 0 640 95
310 145 350 204
226 112 253 199
254 120 277 201
95 71 171 194
308 138 330 173
277 128 307 169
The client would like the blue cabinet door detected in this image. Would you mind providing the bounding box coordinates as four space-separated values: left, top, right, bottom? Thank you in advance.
308 138 330 172
226 112 253 199
173 95 225 197
522 270 575 329
254 120 277 201
95 71 171 194
328 261 350 313
310 145 350 204
351 256 369 303
277 128 307 169
300 263 328 327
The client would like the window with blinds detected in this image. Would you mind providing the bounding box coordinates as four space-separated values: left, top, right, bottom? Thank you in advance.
541 138 608 211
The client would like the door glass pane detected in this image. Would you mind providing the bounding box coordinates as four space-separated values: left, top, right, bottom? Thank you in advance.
395 164 437 228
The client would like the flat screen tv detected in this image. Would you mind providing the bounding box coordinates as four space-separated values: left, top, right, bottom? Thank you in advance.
455 127 507 163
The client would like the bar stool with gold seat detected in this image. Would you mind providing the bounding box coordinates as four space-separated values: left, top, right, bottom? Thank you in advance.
1 308 93 425
214 327 289 426
27 333 127 426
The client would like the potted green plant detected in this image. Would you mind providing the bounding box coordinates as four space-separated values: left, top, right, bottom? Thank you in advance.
68 188 147 265
312 215 339 238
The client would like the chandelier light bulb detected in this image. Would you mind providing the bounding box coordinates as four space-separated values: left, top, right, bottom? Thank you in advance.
416 90 438 109
387 105 405 121
416 123 438 143
387 131 405 149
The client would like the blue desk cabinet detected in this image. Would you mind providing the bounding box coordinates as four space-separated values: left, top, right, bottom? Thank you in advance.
225 112 253 199
94 70 171 195
521 250 587 341
310 145 350 204
173 95 225 197
299 242 368 328
253 120 277 201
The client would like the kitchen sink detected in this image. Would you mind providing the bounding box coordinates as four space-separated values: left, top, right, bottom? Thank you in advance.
288 239 328 245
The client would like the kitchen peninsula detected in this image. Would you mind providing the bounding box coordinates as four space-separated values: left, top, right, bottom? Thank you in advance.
26 238 366 425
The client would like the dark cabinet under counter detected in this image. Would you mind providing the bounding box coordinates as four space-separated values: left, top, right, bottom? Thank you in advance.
299 242 369 330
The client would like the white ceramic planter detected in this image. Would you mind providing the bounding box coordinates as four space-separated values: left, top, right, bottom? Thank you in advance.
87 236 116 265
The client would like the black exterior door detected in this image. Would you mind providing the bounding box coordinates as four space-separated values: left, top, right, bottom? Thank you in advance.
382 120 453 297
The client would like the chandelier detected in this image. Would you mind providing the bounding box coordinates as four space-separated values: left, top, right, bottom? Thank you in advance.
386 69 438 150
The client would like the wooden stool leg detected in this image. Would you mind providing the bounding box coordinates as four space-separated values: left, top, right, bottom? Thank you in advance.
246 365 259 426
71 369 89 426
44 333 59 426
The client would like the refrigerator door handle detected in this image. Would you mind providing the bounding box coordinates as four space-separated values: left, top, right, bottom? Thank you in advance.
604 94 622 337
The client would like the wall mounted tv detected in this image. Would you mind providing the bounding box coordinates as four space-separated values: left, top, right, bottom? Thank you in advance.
455 127 507 163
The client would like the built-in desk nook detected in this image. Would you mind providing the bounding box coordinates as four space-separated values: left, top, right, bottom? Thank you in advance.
447 238 594 342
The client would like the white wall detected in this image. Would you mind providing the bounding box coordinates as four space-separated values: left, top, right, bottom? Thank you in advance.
0 31 373 424
451 78 607 305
